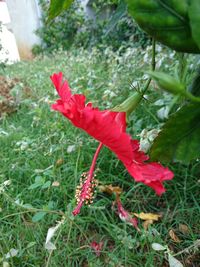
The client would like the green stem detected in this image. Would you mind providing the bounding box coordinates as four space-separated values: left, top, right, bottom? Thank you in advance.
152 39 156 71
185 91 200 103
142 104 160 124
142 39 156 95
1 191 65 216
177 53 200 103
141 78 151 95
177 53 187 83
173 240 200 257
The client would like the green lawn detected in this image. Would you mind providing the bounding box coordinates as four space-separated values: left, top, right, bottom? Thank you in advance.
0 47 199 266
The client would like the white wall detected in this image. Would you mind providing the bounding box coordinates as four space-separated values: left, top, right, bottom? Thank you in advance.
0 1 20 63
6 0 41 59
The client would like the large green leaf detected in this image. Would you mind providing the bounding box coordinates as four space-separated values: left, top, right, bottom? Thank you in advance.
48 0 74 21
125 0 200 53
189 0 200 50
150 104 200 163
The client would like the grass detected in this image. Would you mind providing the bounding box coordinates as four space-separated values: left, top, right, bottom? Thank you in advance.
0 46 199 266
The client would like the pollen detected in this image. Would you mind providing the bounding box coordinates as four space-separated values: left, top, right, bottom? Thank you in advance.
75 172 98 205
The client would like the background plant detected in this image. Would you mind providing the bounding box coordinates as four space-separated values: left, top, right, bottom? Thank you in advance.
33 0 150 55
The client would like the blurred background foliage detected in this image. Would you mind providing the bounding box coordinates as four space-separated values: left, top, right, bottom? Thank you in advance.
32 0 150 55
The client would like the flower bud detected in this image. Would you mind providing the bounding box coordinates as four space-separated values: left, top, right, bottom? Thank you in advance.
112 91 143 117
147 71 186 95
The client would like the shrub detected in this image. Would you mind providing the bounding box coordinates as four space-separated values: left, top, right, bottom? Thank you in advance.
33 0 85 54
33 0 150 54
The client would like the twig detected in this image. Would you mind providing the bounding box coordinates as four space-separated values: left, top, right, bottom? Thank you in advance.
173 240 200 257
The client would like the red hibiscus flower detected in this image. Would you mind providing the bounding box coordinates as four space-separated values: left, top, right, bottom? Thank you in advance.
51 72 174 215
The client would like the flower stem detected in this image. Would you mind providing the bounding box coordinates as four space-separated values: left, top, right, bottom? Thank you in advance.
142 39 156 95
152 39 156 71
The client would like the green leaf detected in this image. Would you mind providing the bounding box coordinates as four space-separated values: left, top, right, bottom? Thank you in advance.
35 175 45 183
48 0 74 21
32 212 46 222
48 200 56 210
28 176 45 190
22 203 33 209
41 181 51 189
150 104 200 163
126 0 200 53
189 0 200 50
28 182 43 190
26 242 36 249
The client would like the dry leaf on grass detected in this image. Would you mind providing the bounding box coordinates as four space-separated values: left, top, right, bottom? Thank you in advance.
98 184 123 195
133 212 162 221
152 243 166 251
143 219 154 230
52 181 60 187
5 248 19 259
178 224 189 235
168 254 183 267
169 229 181 243
45 217 65 251
55 158 64 167
133 212 162 230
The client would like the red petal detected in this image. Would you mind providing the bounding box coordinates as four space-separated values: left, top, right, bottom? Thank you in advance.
90 241 104 256
50 72 71 101
116 197 138 229
51 73 174 194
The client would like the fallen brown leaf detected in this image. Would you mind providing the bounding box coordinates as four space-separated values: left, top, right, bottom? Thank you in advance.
98 184 122 195
179 224 189 235
55 158 64 166
52 181 60 187
169 229 181 243
143 219 154 230
133 212 162 221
